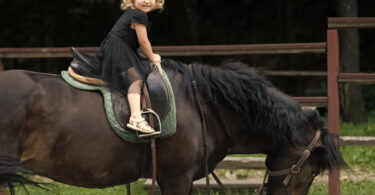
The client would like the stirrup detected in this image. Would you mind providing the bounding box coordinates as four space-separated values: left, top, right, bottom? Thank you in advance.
137 108 162 138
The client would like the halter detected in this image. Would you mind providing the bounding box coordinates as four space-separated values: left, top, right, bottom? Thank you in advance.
256 130 322 195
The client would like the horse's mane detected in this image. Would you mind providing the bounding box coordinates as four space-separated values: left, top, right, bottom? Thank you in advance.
162 58 314 144
162 58 346 170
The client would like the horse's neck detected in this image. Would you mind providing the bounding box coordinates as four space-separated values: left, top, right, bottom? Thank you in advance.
207 103 275 155
166 67 275 155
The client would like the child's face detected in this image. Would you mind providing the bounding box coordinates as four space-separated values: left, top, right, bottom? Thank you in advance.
134 0 156 13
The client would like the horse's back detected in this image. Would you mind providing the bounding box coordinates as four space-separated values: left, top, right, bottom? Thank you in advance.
0 70 43 94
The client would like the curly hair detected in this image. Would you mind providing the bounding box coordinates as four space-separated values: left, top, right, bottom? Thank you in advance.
120 0 164 11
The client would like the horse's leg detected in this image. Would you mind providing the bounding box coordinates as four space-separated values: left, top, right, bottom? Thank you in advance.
158 176 193 195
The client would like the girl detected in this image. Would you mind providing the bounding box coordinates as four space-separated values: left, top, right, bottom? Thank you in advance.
95 0 164 134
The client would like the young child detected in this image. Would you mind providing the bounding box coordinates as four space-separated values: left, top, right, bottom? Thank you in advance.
94 0 164 134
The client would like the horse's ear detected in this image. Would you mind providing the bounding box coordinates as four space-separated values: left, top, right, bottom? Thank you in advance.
304 109 325 130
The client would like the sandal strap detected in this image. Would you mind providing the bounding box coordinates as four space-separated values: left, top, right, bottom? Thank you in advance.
130 117 153 131
137 120 153 129
130 117 146 123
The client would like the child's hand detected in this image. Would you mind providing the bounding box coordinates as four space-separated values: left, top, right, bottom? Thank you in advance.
152 54 163 74
152 54 161 63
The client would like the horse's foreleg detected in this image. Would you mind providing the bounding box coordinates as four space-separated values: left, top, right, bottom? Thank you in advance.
158 177 193 195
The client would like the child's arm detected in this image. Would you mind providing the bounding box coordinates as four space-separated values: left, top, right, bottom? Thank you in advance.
133 23 160 64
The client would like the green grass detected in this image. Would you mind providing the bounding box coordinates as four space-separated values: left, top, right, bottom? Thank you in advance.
309 180 375 195
332 110 375 171
341 146 375 170
10 181 147 195
10 180 375 195
337 109 375 136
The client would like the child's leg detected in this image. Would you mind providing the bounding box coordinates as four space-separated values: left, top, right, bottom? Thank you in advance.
127 80 143 119
127 80 155 133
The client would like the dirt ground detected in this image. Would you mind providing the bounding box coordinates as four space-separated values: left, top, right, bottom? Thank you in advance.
216 168 375 185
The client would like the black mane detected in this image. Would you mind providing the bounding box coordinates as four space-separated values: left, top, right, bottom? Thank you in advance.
162 58 346 170
162 59 321 144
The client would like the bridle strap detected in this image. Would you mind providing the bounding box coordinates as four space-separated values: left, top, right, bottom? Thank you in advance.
188 64 226 195
189 64 210 194
257 130 321 195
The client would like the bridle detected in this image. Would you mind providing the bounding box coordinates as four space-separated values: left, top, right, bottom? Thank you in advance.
257 129 322 195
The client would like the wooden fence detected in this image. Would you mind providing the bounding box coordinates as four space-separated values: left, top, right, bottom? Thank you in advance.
1 17 375 195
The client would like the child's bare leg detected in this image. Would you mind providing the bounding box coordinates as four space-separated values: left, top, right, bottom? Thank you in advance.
127 80 143 119
127 80 154 133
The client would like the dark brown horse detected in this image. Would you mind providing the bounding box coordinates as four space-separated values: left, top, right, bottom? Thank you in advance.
0 59 346 194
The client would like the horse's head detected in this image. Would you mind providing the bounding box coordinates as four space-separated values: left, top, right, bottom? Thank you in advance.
259 110 347 195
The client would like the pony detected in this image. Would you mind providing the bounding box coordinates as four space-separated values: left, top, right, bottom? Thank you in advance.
0 59 346 194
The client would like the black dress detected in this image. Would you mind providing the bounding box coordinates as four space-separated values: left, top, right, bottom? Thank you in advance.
95 8 150 94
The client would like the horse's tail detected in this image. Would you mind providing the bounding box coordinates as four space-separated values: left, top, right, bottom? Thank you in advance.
0 156 46 195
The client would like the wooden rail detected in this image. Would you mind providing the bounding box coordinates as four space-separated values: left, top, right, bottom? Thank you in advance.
0 43 326 58
262 70 326 77
339 136 375 146
338 73 375 84
328 17 375 29
293 97 327 107
144 179 262 194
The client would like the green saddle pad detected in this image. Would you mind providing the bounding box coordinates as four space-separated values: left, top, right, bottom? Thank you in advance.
61 70 176 143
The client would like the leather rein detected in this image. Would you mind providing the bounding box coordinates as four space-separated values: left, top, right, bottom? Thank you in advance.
188 64 226 195
256 129 322 195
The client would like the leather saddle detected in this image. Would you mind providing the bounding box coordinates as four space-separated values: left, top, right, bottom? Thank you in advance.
69 47 172 120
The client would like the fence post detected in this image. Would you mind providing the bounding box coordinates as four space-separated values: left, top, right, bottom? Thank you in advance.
0 60 5 195
327 29 340 195
0 59 3 71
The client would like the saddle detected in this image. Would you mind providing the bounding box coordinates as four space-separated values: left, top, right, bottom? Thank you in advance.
69 47 173 136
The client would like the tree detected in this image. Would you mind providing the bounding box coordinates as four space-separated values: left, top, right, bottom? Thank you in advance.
338 0 368 123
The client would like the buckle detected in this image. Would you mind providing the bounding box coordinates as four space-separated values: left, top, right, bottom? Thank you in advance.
290 165 301 174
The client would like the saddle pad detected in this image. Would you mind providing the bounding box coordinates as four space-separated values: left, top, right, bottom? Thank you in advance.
61 70 176 143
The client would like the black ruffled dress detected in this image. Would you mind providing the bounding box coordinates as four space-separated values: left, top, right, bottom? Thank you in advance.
94 8 151 94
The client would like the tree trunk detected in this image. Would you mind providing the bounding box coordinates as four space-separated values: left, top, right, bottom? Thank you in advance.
338 0 368 123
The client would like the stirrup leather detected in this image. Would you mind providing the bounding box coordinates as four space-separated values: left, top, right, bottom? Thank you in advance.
137 108 162 138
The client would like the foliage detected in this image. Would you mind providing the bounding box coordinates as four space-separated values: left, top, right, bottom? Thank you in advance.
0 0 119 47
362 85 375 111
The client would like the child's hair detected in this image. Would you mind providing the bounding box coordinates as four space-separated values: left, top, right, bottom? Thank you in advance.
120 0 165 11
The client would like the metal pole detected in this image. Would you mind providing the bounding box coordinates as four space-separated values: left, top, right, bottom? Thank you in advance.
327 29 340 195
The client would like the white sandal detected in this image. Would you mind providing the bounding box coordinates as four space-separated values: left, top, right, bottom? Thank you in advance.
127 117 155 134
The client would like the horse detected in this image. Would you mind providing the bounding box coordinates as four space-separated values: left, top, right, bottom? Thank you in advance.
0 59 346 195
